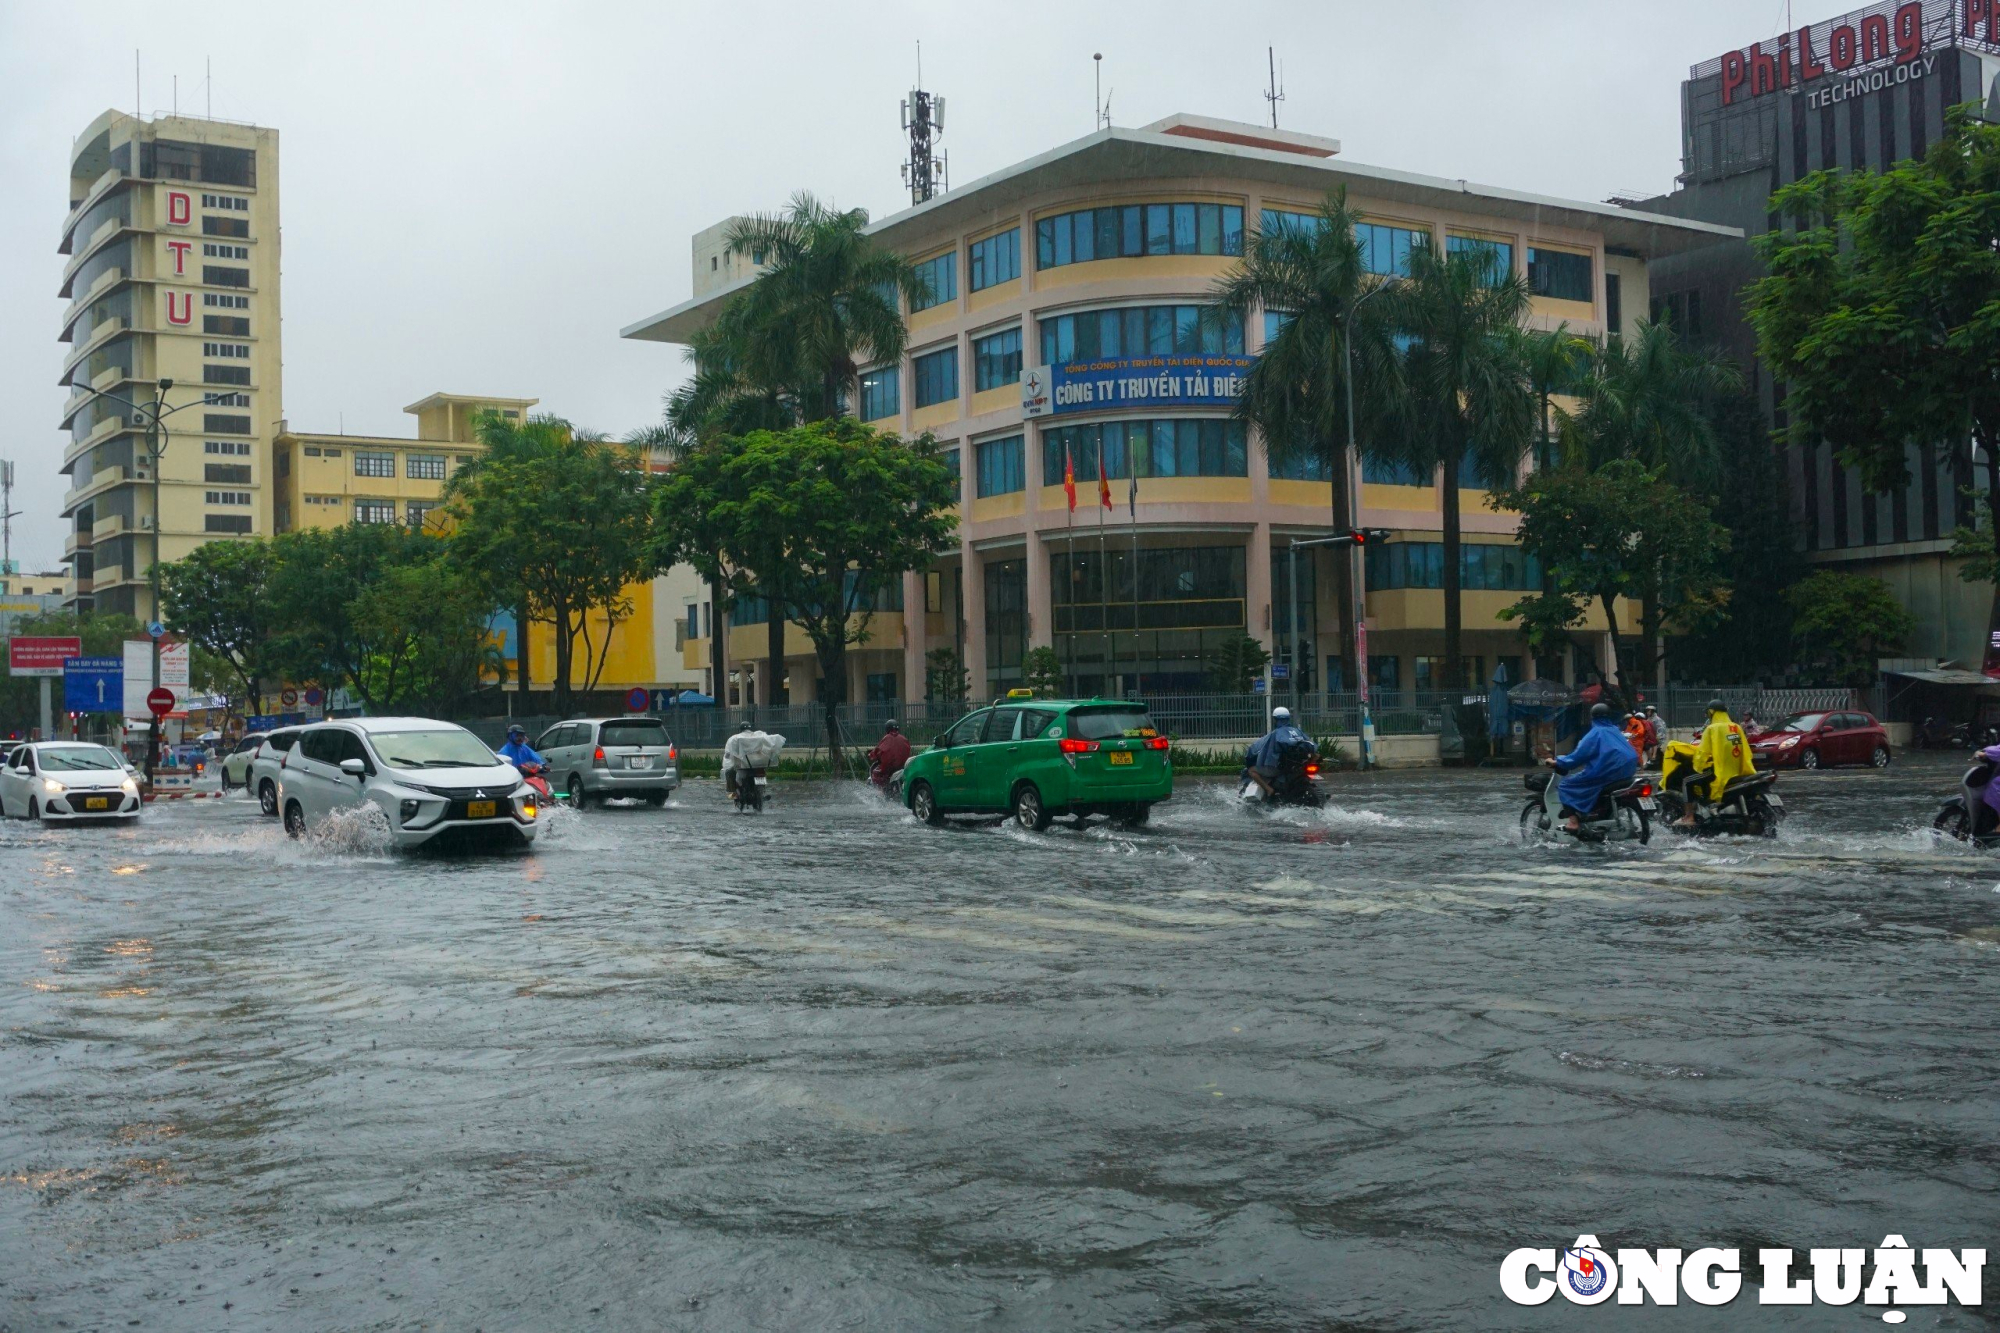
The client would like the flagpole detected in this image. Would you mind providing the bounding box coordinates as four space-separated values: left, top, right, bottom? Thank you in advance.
1097 459 1109 697
1129 452 1141 700
1063 441 1077 697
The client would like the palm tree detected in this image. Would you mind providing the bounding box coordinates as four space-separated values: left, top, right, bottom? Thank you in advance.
1564 320 1744 684
1385 244 1536 691
722 191 924 423
1517 323 1594 471
1210 188 1401 695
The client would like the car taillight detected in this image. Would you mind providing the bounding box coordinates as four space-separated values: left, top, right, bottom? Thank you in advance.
667 745 677 761
592 747 606 767
1059 738 1098 754
1145 736 1170 751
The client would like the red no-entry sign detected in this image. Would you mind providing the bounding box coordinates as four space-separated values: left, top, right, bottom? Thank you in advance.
147 687 176 717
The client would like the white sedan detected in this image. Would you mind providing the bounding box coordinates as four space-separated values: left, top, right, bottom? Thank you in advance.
0 742 142 823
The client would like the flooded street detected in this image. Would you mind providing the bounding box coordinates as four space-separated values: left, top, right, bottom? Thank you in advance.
4 756 1998 1330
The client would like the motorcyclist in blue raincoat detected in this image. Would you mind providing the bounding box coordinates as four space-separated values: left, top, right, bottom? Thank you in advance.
1547 702 1638 833
497 724 543 770
1243 706 1316 798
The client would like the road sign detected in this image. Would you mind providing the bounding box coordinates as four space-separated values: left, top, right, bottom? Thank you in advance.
123 639 190 717
626 687 651 712
147 621 166 639
280 688 299 707
147 687 176 717
1271 662 1290 680
303 686 324 707
9 637 81 678
62 657 123 713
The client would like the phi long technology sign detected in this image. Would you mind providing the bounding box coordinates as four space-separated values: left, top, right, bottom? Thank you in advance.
1020 353 1254 419
1705 0 2000 106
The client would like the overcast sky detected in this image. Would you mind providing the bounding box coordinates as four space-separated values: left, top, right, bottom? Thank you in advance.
0 0 1815 568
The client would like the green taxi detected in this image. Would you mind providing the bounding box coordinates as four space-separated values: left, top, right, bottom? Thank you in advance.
902 695 1173 831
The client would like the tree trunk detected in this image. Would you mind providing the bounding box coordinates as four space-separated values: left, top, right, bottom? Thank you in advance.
551 600 573 716
1640 589 1661 696
1441 446 1464 690
1330 451 1359 698
513 591 530 700
1600 592 1623 690
708 573 726 700
816 632 847 776
766 603 786 708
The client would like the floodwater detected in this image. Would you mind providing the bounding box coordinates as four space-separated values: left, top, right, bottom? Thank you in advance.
3 756 1998 1331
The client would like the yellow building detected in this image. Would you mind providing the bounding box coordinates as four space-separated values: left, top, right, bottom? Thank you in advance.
273 393 538 533
625 114 1740 704
59 110 283 618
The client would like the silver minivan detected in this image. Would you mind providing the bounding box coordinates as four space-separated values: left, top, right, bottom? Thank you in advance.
536 717 680 808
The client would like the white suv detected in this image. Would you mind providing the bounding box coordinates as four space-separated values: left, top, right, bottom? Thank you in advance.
249 726 305 817
277 718 539 851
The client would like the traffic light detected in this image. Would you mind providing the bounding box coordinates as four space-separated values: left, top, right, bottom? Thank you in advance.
1342 528 1395 546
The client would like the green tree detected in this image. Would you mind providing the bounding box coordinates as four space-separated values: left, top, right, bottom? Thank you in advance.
158 538 278 716
926 646 969 704
1497 460 1730 690
1206 634 1273 693
1745 107 2000 622
653 419 958 769
1517 323 1594 470
1210 188 1401 693
0 611 144 734
264 524 445 712
1386 243 1536 689
1562 320 1743 681
1020 646 1064 698
1787 571 1914 686
447 418 656 714
350 558 501 715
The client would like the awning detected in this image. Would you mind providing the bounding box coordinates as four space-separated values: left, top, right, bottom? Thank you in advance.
1885 669 2000 686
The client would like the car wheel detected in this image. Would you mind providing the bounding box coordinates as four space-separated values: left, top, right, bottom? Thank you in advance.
910 781 943 826
1012 783 1050 833
1119 803 1151 828
28 797 40 822
644 791 669 808
1871 745 1891 769
566 775 588 810
1800 748 1820 771
258 780 278 818
283 801 306 839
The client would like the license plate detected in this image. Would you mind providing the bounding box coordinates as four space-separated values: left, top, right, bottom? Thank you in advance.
1636 797 1656 811
627 756 649 769
1766 794 1783 808
466 800 497 819
84 796 109 811
1108 750 1134 765
753 776 769 786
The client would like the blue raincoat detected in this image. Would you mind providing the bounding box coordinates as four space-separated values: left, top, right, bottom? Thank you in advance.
1552 716 1638 814
1244 725 1314 775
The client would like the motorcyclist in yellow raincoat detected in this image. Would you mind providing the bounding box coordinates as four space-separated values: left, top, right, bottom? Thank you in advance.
1673 698 1754 829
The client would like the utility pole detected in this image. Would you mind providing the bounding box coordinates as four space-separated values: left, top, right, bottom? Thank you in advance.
1288 528 1390 767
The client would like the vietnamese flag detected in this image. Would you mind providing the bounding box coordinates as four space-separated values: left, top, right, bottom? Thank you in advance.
1064 442 1077 513
1097 449 1112 509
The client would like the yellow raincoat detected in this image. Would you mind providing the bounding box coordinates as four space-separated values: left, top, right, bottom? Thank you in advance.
1694 714 1755 798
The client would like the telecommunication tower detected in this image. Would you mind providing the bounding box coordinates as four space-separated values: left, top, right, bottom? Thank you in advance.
900 45 947 204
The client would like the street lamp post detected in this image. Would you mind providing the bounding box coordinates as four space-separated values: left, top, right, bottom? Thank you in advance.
1341 282 1389 769
76 378 204 788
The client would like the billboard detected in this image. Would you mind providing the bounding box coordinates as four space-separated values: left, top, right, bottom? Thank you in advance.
123 639 190 718
1024 353 1255 420
8 636 81 678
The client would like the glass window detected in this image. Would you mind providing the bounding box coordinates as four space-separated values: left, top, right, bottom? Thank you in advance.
1356 222 1429 277
945 710 989 746
1172 203 1197 254
1036 203 1245 270
975 435 1024 497
1362 455 1425 486
1447 235 1514 286
354 451 395 478
1038 306 1243 367
406 454 447 480
912 347 958 409
1260 208 1321 238
1040 419 1248 485
859 367 899 421
968 228 1019 290
980 710 1022 743
1528 248 1594 303
911 251 957 311
973 327 1022 391
1146 204 1172 255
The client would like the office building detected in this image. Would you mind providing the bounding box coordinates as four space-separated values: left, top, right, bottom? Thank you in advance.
624 114 1732 704
59 111 282 617
1638 0 2000 665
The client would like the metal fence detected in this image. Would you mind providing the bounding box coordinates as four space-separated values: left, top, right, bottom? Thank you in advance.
452 684 1859 758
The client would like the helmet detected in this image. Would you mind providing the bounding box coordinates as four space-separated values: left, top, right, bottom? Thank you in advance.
1590 702 1612 721
884 720 901 733
1272 706 1292 722
1706 698 1726 715
507 725 525 739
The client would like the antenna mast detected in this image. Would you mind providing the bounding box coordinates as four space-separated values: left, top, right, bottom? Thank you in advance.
1094 54 1111 129
1265 46 1285 129
900 43 947 205
2 460 18 577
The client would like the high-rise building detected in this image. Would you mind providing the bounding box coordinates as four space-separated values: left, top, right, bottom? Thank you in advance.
58 111 283 617
1637 2 2000 666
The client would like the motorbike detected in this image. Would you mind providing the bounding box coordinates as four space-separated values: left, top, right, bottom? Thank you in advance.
1932 745 2000 846
1654 740 1784 837
867 756 905 803
515 761 552 805
726 765 769 812
1519 766 1655 844
722 729 784 814
1239 743 1327 809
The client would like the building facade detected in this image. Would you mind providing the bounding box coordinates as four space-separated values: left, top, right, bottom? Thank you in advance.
1639 0 2000 666
59 111 283 618
625 115 1732 706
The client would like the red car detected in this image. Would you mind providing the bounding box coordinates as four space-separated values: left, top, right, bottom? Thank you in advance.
1749 710 1891 770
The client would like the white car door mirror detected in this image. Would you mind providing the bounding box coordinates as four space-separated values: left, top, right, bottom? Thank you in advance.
339 758 367 779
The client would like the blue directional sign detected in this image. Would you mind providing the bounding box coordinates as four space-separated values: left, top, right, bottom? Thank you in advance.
63 656 123 714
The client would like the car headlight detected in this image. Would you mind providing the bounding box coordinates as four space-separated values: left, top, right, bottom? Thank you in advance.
121 778 138 793
42 778 66 794
1777 736 1799 748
